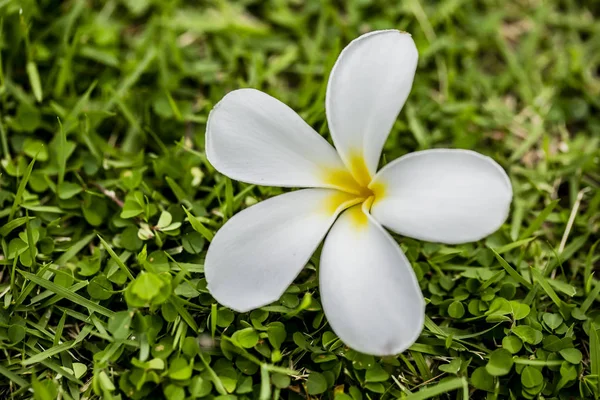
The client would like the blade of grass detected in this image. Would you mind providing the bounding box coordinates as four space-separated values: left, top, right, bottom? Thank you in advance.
25 212 37 270
519 199 559 239
182 206 214 242
18 270 114 318
56 233 95 265
491 249 532 289
57 118 66 186
168 296 199 333
23 341 75 366
97 235 135 281
8 158 35 221
581 280 600 314
492 237 535 254
224 177 234 220
530 267 564 310
0 216 35 236
590 324 600 394
0 364 29 388
405 377 467 400
199 355 227 395
259 364 271 400
0 118 9 161
584 240 599 292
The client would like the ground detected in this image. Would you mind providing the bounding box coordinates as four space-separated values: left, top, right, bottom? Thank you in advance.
0 0 599 399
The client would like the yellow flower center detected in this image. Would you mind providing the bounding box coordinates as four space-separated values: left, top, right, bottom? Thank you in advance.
322 151 386 227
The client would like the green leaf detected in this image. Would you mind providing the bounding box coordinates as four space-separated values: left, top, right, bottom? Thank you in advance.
486 349 514 376
365 364 389 382
121 226 143 251
131 273 165 300
559 348 583 364
87 274 113 300
542 313 563 330
107 311 132 340
521 366 543 388
181 231 205 254
512 325 543 345
156 211 172 229
448 301 465 318
57 181 82 199
121 192 145 219
439 358 461 374
232 328 259 349
23 138 48 161
502 336 523 354
168 357 192 380
8 325 26 344
307 371 328 395
267 322 286 350
271 373 290 389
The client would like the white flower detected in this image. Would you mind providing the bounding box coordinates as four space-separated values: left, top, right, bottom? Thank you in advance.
203 30 513 356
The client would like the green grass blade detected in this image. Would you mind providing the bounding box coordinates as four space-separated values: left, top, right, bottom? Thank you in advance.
0 364 29 388
491 249 532 289
581 281 600 314
519 199 559 239
26 61 43 102
8 158 35 221
56 233 95 265
492 237 535 254
97 235 135 281
590 324 600 395
182 206 214 242
57 118 66 186
0 216 34 236
168 296 199 333
22 341 75 366
530 267 564 309
405 377 467 400
18 270 114 318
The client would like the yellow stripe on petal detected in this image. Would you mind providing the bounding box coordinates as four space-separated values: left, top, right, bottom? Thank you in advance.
368 181 386 206
347 150 372 188
322 191 364 215
322 168 365 195
347 204 369 229
322 151 373 197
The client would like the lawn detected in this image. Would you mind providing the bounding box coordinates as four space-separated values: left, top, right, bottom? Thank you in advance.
0 0 599 399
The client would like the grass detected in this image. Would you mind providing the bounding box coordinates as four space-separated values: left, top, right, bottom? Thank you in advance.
0 0 599 399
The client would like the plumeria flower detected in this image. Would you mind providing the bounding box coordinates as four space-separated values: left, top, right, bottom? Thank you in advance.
204 30 512 356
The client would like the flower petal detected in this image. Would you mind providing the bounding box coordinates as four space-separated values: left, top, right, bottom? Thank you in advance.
206 88 348 189
370 149 513 244
326 30 418 184
205 189 360 312
319 204 425 356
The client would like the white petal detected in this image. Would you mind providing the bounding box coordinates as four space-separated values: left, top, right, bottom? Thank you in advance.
319 204 424 356
370 149 513 244
205 189 360 312
326 30 418 184
206 89 348 188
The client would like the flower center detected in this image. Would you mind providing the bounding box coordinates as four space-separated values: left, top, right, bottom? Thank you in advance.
322 152 387 224
323 152 386 200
